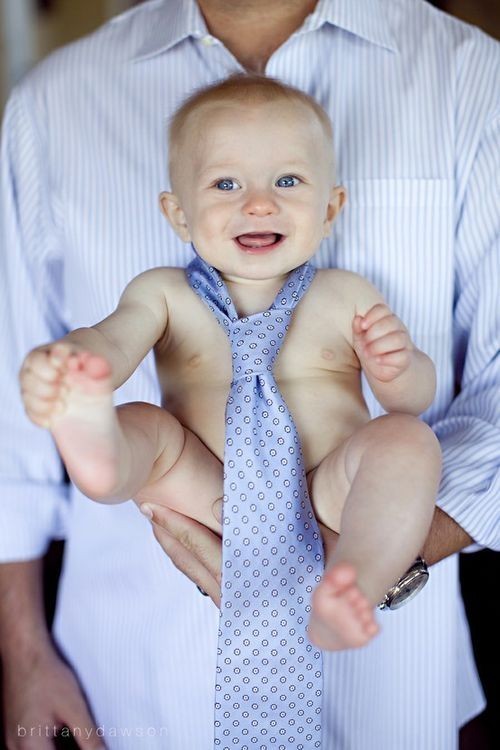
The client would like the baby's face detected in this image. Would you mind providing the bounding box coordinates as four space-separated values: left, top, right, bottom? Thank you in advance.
162 99 345 282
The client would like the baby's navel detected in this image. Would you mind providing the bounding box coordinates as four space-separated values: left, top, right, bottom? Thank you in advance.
321 348 335 361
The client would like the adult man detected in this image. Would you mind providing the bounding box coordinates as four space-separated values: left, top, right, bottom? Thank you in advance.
0 1 498 749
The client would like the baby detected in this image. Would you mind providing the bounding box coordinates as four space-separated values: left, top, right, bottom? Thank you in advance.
20 75 441 651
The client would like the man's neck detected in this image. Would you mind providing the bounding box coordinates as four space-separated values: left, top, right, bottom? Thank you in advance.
197 0 318 73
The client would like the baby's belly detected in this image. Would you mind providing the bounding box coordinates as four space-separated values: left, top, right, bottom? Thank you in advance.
162 374 370 472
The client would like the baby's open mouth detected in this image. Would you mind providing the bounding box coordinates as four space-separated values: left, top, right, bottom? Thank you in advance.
235 233 284 249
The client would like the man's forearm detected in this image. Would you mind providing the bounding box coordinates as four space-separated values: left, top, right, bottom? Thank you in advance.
422 507 473 566
0 559 51 664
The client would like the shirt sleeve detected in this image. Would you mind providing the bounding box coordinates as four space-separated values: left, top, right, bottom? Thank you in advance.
433 39 500 550
0 83 70 561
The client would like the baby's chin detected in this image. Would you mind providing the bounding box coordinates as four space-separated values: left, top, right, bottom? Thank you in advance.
219 262 305 286
193 238 316 281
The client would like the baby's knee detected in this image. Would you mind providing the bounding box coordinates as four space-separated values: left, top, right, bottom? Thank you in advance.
376 414 441 463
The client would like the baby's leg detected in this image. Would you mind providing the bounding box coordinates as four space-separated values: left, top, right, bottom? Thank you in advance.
308 413 441 651
47 347 189 504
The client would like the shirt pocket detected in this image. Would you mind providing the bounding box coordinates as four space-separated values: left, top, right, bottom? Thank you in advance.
321 178 454 338
319 178 455 418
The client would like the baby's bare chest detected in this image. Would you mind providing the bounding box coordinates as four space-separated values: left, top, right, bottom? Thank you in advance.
158 274 357 386
153 275 369 467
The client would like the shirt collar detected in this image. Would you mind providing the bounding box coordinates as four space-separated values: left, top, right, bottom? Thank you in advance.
132 0 208 62
303 0 398 53
131 0 398 63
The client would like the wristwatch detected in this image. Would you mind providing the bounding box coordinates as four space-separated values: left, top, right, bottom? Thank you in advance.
377 556 429 610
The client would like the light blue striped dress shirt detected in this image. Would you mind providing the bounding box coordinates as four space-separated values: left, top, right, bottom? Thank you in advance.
1 1 498 748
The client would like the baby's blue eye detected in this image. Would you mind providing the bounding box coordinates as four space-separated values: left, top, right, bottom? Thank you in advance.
276 175 300 188
215 178 240 191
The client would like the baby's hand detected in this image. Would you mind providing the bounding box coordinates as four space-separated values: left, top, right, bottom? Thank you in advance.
19 342 88 428
352 304 414 382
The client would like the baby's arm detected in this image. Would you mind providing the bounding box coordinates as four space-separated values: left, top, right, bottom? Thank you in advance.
20 269 169 427
62 269 169 388
352 301 436 415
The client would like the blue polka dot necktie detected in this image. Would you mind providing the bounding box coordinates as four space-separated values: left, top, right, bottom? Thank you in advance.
187 253 324 749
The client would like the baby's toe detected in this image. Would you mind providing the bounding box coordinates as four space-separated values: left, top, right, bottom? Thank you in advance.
325 561 357 592
86 354 112 379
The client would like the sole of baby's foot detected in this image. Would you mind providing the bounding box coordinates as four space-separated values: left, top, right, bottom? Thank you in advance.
308 562 379 651
49 352 121 499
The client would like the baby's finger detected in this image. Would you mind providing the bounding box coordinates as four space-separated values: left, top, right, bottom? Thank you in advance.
351 316 366 349
22 398 65 428
20 370 62 400
362 315 406 344
359 303 393 330
49 342 78 366
365 331 410 357
22 391 61 416
26 414 52 429
373 349 412 369
21 349 60 383
352 315 364 334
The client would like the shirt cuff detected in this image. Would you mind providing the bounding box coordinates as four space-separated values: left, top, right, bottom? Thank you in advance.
0 481 69 561
435 428 500 551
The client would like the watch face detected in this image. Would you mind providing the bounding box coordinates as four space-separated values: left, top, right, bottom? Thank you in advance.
389 569 429 610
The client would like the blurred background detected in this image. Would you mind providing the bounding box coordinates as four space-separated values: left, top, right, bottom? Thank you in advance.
0 0 138 107
0 0 499 748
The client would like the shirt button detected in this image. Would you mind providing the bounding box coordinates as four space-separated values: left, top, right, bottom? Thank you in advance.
201 35 216 46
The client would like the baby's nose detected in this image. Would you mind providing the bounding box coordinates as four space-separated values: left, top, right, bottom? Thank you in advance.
242 191 279 216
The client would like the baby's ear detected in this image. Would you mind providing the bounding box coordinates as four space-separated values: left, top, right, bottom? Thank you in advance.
323 185 347 238
159 192 191 242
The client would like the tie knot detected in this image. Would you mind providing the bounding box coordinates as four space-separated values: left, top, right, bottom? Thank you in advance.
229 311 291 380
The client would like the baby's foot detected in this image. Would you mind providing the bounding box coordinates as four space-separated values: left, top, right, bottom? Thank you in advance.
308 562 379 651
47 345 121 498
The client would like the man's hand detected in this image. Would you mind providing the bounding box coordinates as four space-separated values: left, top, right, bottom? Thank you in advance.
422 506 473 566
2 641 105 750
352 303 413 383
140 503 340 607
140 503 223 607
141 503 473 603
0 559 104 749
